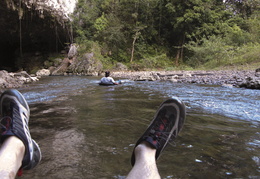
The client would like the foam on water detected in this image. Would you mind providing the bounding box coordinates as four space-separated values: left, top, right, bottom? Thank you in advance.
132 81 260 122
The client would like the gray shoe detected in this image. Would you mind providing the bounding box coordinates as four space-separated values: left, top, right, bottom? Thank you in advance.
0 89 41 170
131 97 186 166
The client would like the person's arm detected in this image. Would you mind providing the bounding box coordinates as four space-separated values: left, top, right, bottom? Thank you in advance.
109 77 119 85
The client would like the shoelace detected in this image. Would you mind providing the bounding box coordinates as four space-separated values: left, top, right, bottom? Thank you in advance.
157 131 177 147
149 115 178 147
167 136 177 147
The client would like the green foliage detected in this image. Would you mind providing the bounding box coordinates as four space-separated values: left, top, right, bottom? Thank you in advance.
76 40 93 56
232 43 260 64
98 14 126 53
225 24 252 46
185 35 230 67
71 0 260 71
127 52 174 71
246 12 260 43
140 54 170 69
202 43 260 70
90 42 111 68
185 9 260 69
186 34 260 69
72 0 101 42
94 13 108 33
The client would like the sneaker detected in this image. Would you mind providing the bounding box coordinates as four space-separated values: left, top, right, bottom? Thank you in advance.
131 97 186 166
23 139 42 170
0 89 41 170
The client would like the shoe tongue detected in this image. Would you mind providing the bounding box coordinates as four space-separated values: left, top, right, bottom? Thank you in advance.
144 136 158 149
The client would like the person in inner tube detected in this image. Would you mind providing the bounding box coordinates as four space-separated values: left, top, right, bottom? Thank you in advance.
100 71 119 85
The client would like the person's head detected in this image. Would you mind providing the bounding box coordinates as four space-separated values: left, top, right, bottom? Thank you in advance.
105 71 110 77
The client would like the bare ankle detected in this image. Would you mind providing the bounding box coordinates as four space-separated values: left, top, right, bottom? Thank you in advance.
134 142 156 164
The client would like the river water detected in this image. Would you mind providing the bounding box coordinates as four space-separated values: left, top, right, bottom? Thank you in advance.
17 76 259 179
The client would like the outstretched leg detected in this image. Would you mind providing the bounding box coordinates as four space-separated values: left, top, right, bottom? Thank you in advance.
127 97 186 179
126 142 160 179
0 136 25 178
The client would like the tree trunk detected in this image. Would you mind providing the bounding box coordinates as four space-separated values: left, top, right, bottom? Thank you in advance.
175 34 185 66
175 48 180 66
130 35 137 63
19 0 23 57
55 23 58 53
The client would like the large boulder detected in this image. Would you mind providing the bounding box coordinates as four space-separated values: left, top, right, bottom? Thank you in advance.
239 76 260 89
256 68 260 77
68 44 78 59
36 69 51 77
115 63 128 71
0 70 10 88
67 52 103 75
51 58 71 75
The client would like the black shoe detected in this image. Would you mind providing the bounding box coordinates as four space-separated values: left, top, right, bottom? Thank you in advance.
0 89 41 170
131 97 186 166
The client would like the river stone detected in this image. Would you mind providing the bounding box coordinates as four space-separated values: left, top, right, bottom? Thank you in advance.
0 78 7 88
67 52 102 75
256 68 260 77
68 44 78 59
0 70 39 88
36 69 51 76
0 70 9 78
51 58 71 76
115 63 128 71
53 58 63 67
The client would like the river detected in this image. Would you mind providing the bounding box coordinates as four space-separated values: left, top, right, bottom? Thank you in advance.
16 76 259 179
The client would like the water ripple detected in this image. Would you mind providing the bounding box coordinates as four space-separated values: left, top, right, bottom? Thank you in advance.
133 81 260 122
20 76 260 123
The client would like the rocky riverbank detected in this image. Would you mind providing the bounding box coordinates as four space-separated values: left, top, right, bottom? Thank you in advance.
1 69 259 90
112 70 260 89
0 70 39 89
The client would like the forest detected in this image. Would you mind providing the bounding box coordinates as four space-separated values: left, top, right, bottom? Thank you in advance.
70 0 260 70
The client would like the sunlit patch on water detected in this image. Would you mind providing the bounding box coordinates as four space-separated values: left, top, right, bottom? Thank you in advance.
252 156 260 166
195 159 203 163
23 91 58 103
226 172 233 175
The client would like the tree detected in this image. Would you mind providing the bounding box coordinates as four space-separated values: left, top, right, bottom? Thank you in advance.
157 0 234 65
224 0 260 18
72 0 258 69
72 0 101 43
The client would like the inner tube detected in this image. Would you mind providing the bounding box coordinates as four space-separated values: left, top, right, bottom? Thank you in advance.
98 83 116 86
